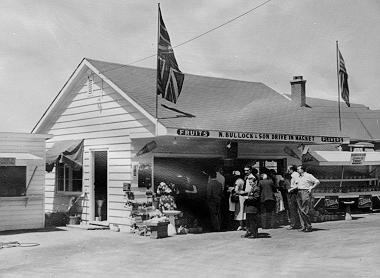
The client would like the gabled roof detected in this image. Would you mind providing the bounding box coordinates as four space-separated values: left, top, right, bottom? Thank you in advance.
35 58 379 141
86 58 343 138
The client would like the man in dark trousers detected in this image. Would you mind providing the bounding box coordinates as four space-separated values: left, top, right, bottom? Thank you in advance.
207 169 223 232
287 165 302 230
259 173 276 229
296 165 320 232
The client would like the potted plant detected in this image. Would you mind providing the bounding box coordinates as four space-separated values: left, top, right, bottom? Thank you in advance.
67 196 81 225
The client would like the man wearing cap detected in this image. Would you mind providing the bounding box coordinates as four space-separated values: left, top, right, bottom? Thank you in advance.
296 165 320 232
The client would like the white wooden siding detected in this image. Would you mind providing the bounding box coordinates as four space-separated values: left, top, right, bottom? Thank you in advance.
0 133 47 231
42 73 155 228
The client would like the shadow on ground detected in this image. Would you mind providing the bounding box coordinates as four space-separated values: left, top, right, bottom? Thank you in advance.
0 227 67 236
257 232 271 238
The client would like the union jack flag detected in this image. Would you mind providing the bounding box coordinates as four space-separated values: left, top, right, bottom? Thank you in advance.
157 6 184 104
338 49 350 107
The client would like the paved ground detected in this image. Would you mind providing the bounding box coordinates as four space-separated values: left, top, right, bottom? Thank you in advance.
1 213 380 278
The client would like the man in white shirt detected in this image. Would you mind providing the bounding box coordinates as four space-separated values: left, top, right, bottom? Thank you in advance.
287 165 301 230
296 165 320 232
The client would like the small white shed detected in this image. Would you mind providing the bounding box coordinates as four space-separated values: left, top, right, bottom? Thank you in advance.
0 132 50 231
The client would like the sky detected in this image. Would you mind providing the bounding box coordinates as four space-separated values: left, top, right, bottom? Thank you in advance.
0 0 379 132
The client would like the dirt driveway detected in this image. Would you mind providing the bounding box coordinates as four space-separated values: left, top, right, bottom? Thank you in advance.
1 213 380 278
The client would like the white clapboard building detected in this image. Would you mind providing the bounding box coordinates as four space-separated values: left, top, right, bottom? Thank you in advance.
32 58 380 230
0 132 50 231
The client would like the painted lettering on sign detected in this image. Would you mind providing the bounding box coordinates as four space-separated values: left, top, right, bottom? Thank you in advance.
321 136 344 143
351 153 366 165
325 196 339 209
177 129 210 137
358 195 372 208
218 132 315 142
169 128 347 144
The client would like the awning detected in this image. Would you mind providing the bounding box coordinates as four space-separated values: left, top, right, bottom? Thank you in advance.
46 139 84 172
303 151 380 166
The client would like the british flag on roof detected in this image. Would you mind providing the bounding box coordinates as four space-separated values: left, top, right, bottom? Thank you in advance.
157 6 184 104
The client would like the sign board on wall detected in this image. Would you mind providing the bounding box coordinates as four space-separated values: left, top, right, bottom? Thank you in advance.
358 195 372 208
324 196 339 209
173 128 347 144
351 153 366 165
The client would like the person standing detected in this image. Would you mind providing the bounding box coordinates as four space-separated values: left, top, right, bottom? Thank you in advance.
243 165 252 191
287 165 302 230
259 173 276 229
296 165 320 232
241 175 261 238
228 171 245 230
206 169 223 232
233 175 247 231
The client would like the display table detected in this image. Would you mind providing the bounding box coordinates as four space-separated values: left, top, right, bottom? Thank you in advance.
162 210 181 236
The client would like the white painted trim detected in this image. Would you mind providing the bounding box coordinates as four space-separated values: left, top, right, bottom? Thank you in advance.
0 132 52 140
32 58 162 136
130 133 156 139
84 60 160 129
32 59 88 133
90 148 109 222
154 153 224 158
0 153 42 160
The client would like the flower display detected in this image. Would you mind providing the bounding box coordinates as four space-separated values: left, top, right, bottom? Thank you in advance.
156 182 177 211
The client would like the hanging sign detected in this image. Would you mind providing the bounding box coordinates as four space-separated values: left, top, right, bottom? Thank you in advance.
324 196 339 209
351 153 366 165
0 157 16 166
171 128 347 144
358 195 372 208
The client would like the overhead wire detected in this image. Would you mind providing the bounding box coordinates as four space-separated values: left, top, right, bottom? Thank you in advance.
40 0 274 98
99 0 274 74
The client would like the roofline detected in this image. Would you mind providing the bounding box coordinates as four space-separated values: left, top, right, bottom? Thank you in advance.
31 58 86 133
32 58 162 134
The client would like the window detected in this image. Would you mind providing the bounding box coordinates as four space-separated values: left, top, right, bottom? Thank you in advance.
56 163 82 193
0 166 27 197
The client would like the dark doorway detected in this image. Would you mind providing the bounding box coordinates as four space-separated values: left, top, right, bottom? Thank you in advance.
94 151 108 221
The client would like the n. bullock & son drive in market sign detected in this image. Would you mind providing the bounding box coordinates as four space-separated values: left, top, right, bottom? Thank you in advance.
173 128 347 144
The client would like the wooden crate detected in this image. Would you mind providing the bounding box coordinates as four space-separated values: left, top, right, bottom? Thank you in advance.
147 222 169 239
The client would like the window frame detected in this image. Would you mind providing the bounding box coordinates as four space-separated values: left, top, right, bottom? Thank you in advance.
0 165 27 197
56 163 83 195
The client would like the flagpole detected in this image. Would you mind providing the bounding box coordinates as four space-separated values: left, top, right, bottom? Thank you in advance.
155 3 160 121
154 3 161 138
336 40 342 132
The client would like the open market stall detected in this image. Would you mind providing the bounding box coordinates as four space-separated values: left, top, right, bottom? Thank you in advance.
303 150 380 213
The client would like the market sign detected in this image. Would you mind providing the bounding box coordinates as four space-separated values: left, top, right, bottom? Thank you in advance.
176 129 209 137
172 128 347 144
324 196 339 209
358 195 372 208
0 157 16 166
350 153 366 165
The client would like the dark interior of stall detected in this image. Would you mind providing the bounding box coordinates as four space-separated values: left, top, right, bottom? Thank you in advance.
153 157 287 231
154 157 220 231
